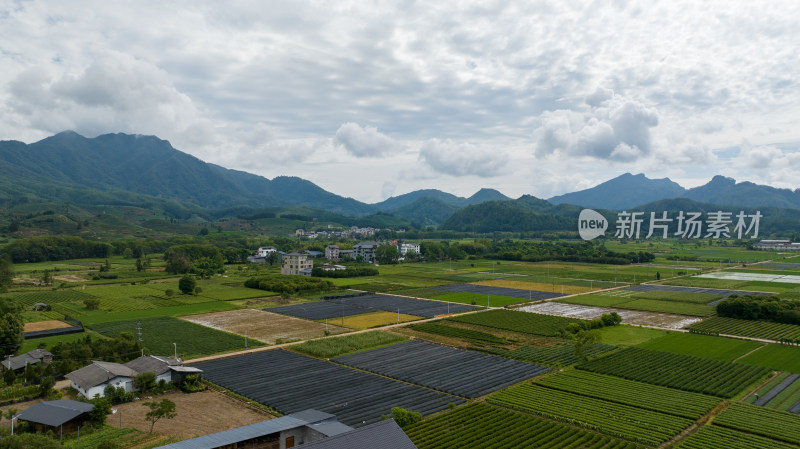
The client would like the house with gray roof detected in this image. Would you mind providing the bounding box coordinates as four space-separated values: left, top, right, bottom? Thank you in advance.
302 419 417 449
66 355 201 399
16 399 94 437
1 348 52 373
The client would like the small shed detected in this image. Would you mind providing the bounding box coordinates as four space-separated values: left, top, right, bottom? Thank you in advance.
16 399 94 438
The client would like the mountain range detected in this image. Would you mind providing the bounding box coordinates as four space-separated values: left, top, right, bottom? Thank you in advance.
1 132 798 232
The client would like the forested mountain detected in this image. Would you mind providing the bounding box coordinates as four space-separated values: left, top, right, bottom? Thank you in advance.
682 176 800 209
0 132 374 216
440 201 573 233
375 188 511 211
388 197 461 227
548 173 687 210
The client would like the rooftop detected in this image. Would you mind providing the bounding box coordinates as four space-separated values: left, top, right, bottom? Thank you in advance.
17 400 94 427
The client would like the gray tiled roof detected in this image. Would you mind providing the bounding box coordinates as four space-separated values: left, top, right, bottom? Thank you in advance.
154 409 346 449
2 349 52 371
66 361 137 391
124 355 178 376
17 400 94 427
302 419 418 449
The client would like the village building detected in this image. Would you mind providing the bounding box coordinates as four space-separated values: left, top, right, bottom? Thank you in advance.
66 355 200 399
325 244 340 260
398 242 421 256
1 348 52 373
352 241 383 263
281 251 313 275
15 399 94 438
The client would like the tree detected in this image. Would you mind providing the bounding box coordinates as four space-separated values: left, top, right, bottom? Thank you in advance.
0 297 23 357
390 407 422 428
0 433 62 449
42 270 52 286
39 375 55 398
84 298 101 310
144 398 177 433
0 258 13 293
573 330 600 362
3 367 16 386
135 258 144 272
178 275 196 295
89 396 111 427
133 372 157 393
3 407 17 422
375 245 400 265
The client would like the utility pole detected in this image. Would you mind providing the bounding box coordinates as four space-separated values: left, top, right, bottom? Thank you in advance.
173 342 177 360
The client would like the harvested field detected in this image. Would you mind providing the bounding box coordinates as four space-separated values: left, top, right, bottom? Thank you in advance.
518 302 703 329
23 320 72 332
110 390 273 439
476 279 591 295
182 309 348 344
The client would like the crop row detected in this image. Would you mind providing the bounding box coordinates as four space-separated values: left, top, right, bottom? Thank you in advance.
491 343 616 367
673 425 796 449
688 316 800 341
713 402 800 445
333 340 549 398
449 309 585 336
488 383 692 446
576 347 771 398
409 322 509 345
194 349 462 426
535 370 721 419
405 402 644 449
90 316 259 358
1 289 97 307
291 331 407 358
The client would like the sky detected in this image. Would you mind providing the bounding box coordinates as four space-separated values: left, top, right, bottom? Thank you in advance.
1 1 798 204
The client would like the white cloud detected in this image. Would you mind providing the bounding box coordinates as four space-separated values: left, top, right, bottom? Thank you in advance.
418 138 508 177
334 122 402 158
738 140 785 170
533 93 659 162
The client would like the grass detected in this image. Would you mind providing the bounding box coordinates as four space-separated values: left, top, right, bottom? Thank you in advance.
558 291 716 316
89 316 261 358
290 331 407 358
738 344 800 372
431 292 527 307
593 325 669 346
79 301 240 325
613 298 716 316
638 333 764 361
20 329 106 352
332 311 420 330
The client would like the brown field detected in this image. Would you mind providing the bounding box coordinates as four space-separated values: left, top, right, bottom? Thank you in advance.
53 275 85 282
23 320 73 332
476 279 592 295
110 390 273 439
182 309 348 343
333 311 420 330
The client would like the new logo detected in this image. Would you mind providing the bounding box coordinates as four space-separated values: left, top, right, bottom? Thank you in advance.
579 209 607 241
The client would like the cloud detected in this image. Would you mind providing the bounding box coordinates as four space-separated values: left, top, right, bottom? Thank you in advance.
738 140 784 170
418 138 508 177
532 92 659 162
7 52 211 150
334 122 403 157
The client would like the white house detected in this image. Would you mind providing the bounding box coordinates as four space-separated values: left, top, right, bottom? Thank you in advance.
256 246 277 257
325 245 340 260
66 355 195 398
398 243 420 256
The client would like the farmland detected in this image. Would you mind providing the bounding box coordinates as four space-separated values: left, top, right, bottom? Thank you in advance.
405 402 644 449
181 309 349 343
637 332 764 361
488 383 693 445
688 316 800 341
713 402 800 445
332 340 550 398
738 343 800 372
674 426 797 449
576 347 771 397
266 293 476 320
534 370 721 419
90 316 261 357
193 349 462 426
520 302 703 329
291 331 407 358
498 343 617 366
448 309 588 336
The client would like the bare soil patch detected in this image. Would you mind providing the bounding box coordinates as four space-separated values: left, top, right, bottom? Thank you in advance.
110 390 273 439
182 309 349 344
53 275 85 282
24 320 73 332
519 302 703 330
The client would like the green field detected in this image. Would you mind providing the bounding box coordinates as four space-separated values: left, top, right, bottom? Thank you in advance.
558 290 716 316
688 316 800 341
594 325 669 346
674 425 797 449
448 309 588 337
577 347 771 398
738 344 800 372
497 343 617 367
89 316 261 358
488 383 692 446
405 402 644 449
535 370 721 419
290 331 407 358
638 333 764 361
713 402 800 445
428 291 527 307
